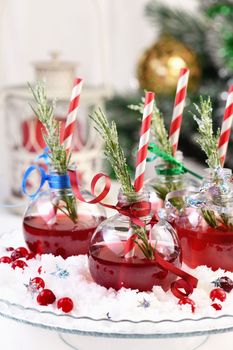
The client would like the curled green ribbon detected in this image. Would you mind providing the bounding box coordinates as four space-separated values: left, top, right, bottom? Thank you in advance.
147 143 203 180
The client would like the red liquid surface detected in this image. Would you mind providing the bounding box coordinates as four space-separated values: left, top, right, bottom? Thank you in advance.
89 241 181 292
23 215 104 258
176 224 233 271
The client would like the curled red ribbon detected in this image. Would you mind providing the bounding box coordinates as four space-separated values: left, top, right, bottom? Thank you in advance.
116 201 151 227
68 170 111 204
69 169 151 226
69 169 198 298
154 251 198 299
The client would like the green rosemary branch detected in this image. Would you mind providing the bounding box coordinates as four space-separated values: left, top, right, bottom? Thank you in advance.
129 99 183 208
129 100 173 155
192 96 221 169
90 108 134 195
28 82 77 223
28 83 70 173
133 226 155 260
192 96 233 229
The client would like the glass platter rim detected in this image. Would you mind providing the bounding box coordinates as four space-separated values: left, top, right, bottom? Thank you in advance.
1 298 233 338
1 227 233 338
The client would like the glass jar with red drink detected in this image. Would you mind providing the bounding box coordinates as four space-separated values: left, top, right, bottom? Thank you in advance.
23 169 106 258
148 151 199 213
88 189 182 292
166 167 233 271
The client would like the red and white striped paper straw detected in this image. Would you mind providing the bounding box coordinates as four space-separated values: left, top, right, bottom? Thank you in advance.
134 91 155 192
44 78 83 226
169 68 189 155
62 77 83 156
124 91 154 259
218 85 233 166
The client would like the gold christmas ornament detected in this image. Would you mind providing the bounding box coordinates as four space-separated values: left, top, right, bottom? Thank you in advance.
137 35 201 95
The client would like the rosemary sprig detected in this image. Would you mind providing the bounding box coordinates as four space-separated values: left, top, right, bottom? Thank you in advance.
129 99 183 208
28 83 71 173
129 100 173 155
192 96 221 169
151 105 173 156
90 108 134 195
90 108 155 259
201 208 218 228
28 83 77 223
192 96 233 229
133 226 155 259
150 106 185 208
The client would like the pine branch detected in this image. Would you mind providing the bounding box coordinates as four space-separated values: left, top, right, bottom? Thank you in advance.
192 96 221 168
145 1 207 56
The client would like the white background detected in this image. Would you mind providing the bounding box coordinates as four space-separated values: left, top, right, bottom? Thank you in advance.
0 0 198 91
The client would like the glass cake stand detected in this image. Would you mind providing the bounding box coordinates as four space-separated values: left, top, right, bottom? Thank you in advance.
0 225 233 349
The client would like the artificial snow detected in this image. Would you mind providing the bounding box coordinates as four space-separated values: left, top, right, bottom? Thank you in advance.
0 247 232 321
0 228 233 335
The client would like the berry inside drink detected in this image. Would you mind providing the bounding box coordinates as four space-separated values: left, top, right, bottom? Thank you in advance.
176 224 233 271
89 241 181 292
23 214 103 258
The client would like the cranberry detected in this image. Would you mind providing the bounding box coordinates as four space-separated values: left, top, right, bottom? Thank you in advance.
211 303 222 311
11 260 28 270
38 266 42 275
210 288 226 302
11 247 28 261
57 297 74 313
178 297 195 313
26 253 36 260
37 289 56 306
6 247 14 252
11 251 22 261
0 256 12 264
212 276 233 293
30 277 45 290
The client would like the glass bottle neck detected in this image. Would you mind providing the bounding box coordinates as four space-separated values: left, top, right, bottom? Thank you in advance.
202 168 233 207
48 170 71 191
203 168 232 182
154 151 184 179
117 189 152 222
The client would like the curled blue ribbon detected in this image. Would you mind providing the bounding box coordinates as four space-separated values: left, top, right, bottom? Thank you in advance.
22 148 71 200
22 165 71 200
22 165 47 199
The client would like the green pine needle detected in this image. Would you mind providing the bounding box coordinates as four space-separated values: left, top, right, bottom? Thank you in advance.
192 96 221 168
